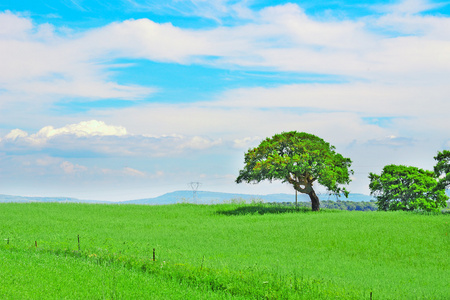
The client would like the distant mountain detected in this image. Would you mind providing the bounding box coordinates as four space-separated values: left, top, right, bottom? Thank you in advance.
0 191 374 205
121 190 272 205
121 190 374 205
0 194 110 204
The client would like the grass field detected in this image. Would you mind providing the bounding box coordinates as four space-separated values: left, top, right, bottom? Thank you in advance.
0 203 448 299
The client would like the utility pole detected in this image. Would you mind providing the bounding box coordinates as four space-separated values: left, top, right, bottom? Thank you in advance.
189 182 201 204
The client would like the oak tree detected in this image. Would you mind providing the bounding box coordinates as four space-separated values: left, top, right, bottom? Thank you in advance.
235 131 353 211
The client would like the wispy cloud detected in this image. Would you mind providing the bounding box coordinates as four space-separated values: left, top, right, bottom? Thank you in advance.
366 135 415 148
65 0 89 12
122 166 146 177
205 82 450 118
233 136 261 149
60 160 88 174
0 11 155 106
374 0 444 15
125 0 254 22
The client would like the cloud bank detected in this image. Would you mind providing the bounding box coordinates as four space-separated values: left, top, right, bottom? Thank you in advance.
2 2 450 106
0 120 223 157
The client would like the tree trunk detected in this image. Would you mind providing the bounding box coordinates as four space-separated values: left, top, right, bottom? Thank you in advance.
308 189 320 211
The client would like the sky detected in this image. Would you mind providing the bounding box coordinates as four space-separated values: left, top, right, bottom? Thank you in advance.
1 0 450 201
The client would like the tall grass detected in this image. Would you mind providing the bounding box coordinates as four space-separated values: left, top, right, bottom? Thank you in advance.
0 203 448 299
0 246 249 299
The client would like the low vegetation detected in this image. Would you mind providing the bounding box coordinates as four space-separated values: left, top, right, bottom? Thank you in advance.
272 200 378 211
1 202 448 299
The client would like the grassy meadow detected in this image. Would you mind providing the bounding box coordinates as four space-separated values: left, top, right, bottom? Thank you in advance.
0 202 448 299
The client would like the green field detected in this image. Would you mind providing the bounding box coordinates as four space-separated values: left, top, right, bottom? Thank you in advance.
0 203 448 299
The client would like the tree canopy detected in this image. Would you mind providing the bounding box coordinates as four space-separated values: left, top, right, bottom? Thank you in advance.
369 164 448 212
235 131 353 211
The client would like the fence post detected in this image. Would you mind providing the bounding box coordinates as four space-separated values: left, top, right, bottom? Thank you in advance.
153 248 156 261
35 241 37 248
77 235 80 251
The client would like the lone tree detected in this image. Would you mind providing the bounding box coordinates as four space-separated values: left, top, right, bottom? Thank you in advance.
369 164 448 212
235 131 353 211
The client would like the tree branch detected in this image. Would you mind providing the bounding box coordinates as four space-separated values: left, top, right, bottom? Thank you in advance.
287 173 312 194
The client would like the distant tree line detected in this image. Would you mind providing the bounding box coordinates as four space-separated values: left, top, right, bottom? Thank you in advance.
268 200 450 212
272 200 378 211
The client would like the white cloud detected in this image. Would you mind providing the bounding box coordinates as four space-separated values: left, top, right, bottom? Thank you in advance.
0 10 32 38
101 167 164 178
5 129 28 141
258 4 374 50
123 167 146 177
233 136 261 149
36 120 127 139
36 156 61 166
2 155 89 176
2 120 127 147
60 161 88 174
179 136 223 150
366 135 415 147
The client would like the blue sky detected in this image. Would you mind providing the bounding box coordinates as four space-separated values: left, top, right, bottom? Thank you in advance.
1 0 450 200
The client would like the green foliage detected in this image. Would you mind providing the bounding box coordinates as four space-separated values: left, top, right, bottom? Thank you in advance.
434 150 450 189
236 131 353 209
369 165 448 212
